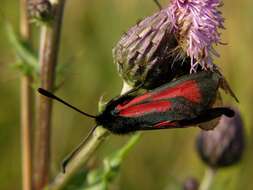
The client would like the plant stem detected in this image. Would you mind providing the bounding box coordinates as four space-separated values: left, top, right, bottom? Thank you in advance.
117 133 141 158
34 0 66 189
48 83 132 190
199 167 217 190
20 1 33 190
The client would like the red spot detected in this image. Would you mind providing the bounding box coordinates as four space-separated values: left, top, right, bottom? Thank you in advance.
152 80 201 103
119 101 172 117
116 93 151 110
116 80 201 111
154 121 178 128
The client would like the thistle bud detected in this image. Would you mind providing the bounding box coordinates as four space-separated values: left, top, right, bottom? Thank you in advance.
183 178 199 190
28 0 53 22
113 9 191 89
196 108 244 168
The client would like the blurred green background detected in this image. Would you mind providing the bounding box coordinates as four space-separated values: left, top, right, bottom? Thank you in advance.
0 0 253 189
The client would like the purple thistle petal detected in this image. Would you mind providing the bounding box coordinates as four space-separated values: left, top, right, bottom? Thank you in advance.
167 0 224 71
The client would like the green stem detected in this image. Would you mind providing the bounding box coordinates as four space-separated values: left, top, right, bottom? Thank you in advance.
6 22 38 73
99 133 142 189
117 133 141 159
199 167 217 190
48 83 133 190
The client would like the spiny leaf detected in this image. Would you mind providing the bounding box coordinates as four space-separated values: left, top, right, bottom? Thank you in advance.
5 21 39 75
82 133 142 190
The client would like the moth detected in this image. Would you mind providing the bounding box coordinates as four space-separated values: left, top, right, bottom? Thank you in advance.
38 71 235 171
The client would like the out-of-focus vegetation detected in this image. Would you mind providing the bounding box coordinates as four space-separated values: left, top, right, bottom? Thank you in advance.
0 0 253 189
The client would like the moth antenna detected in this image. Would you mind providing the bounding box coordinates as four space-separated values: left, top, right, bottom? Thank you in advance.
153 0 162 10
38 88 97 119
61 125 98 173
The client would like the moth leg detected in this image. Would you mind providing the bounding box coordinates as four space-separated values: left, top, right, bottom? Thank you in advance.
153 0 162 10
61 126 98 173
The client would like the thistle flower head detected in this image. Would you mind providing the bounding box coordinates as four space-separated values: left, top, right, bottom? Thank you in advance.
113 0 225 88
113 9 191 89
168 0 225 72
196 108 245 168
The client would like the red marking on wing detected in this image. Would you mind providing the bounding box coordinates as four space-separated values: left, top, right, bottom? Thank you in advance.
116 93 151 110
152 80 201 103
119 101 172 117
154 121 178 128
117 80 201 111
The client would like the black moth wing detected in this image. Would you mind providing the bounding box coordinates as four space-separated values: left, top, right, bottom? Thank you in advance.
97 71 222 134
